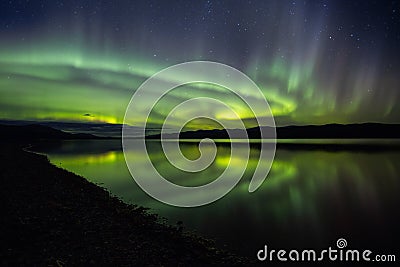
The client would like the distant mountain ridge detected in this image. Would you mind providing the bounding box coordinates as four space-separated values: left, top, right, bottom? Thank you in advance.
0 120 124 137
0 120 161 138
148 123 400 139
0 124 101 140
1 122 400 140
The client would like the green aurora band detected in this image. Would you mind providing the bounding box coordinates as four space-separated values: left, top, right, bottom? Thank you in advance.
0 43 397 128
0 1 398 128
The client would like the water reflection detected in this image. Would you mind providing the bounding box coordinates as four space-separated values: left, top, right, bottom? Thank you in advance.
34 140 400 256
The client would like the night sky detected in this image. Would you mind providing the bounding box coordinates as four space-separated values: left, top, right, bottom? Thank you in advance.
0 0 399 128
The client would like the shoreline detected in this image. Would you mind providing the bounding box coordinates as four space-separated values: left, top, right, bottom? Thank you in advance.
0 143 247 266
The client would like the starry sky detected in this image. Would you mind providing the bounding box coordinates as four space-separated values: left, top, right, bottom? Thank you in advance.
0 0 399 129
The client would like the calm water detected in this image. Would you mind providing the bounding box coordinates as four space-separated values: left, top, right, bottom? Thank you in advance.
33 139 400 257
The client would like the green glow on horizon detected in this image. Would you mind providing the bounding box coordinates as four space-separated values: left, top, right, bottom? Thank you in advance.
0 39 398 127
0 0 398 128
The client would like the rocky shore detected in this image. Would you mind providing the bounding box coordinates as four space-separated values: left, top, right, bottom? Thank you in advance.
0 143 246 266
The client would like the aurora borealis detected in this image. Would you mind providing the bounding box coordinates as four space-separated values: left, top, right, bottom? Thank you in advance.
0 0 399 128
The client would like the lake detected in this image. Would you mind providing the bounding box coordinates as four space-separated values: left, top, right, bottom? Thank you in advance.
32 139 400 258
